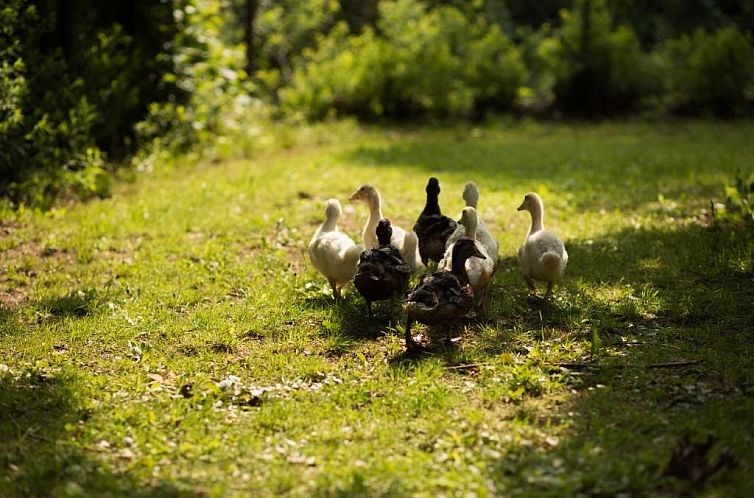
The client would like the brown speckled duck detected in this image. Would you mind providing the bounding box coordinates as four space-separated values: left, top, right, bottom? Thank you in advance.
413 177 457 265
404 238 486 352
354 219 411 317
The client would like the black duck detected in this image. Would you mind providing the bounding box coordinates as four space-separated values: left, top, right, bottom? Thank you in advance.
354 219 411 316
412 177 457 265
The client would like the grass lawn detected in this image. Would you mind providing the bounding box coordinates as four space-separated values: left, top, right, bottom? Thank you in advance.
1 120 754 497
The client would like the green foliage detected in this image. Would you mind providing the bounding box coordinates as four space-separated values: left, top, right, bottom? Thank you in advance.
254 0 341 93
279 23 388 119
539 0 657 115
662 26 754 116
135 1 269 162
0 0 181 208
713 169 754 223
280 0 527 119
5 0 754 209
0 2 109 208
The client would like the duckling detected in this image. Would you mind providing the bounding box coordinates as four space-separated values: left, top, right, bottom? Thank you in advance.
308 199 364 298
404 238 486 352
445 182 500 266
517 192 568 298
413 177 457 265
439 207 495 309
354 219 411 317
349 184 421 269
402 230 425 272
462 181 499 264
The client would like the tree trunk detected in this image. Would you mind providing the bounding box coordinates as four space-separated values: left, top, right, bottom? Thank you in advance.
245 0 259 76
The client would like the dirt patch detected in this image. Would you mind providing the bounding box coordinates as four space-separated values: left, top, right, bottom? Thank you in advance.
0 288 27 308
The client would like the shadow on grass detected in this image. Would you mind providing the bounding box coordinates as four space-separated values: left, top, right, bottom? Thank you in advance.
368 220 754 493
481 221 754 495
0 372 196 497
342 138 727 211
300 287 408 343
37 288 104 318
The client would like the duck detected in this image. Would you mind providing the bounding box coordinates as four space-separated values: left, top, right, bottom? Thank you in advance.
517 192 568 298
404 238 486 352
439 207 495 309
308 199 364 298
402 230 424 272
444 182 500 266
412 177 457 265
461 181 499 264
354 219 411 317
349 184 422 270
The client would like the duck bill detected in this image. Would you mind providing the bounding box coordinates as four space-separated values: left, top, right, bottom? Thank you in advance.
516 202 525 211
348 191 360 201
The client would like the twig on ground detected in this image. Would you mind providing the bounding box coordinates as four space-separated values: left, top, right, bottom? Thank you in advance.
444 363 487 371
552 359 703 370
619 341 684 351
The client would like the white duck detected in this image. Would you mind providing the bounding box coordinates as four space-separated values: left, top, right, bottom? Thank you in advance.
349 184 423 271
517 192 568 297
445 181 499 266
402 230 424 272
308 199 364 298
439 206 495 308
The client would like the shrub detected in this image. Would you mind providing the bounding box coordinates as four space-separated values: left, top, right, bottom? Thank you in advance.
539 0 657 116
0 3 109 208
280 0 527 119
279 23 389 119
0 0 180 208
662 26 754 116
134 1 270 164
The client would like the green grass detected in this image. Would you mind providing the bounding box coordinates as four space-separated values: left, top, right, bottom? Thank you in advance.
2 120 754 497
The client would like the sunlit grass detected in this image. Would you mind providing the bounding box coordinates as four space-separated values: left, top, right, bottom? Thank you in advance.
1 120 754 496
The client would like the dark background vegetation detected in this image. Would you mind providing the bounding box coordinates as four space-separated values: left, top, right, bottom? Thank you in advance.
1 0 753 207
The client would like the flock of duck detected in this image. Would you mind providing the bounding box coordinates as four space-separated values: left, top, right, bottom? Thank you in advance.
307 178 568 353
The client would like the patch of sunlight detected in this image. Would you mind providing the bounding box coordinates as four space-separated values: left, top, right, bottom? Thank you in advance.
639 257 663 271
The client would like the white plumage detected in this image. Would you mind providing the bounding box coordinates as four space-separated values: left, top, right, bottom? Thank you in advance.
349 184 423 271
446 181 499 266
308 199 364 297
439 206 495 308
517 192 568 297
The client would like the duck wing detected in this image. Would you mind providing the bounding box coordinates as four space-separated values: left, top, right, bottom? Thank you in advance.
355 246 411 301
413 215 458 263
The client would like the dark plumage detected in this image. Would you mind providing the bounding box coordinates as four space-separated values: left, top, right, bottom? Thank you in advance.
404 238 486 352
413 177 457 265
354 219 411 316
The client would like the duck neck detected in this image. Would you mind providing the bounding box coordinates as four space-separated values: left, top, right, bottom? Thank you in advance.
463 192 478 209
464 215 478 240
421 191 441 216
363 195 383 248
528 202 544 236
450 254 471 286
320 215 338 233
377 231 392 246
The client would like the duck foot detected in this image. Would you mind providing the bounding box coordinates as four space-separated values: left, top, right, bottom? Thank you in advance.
527 293 545 305
405 337 428 355
442 329 461 347
544 283 555 300
405 318 427 355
